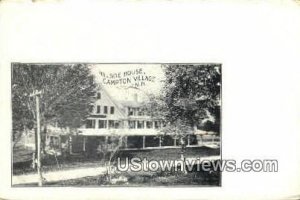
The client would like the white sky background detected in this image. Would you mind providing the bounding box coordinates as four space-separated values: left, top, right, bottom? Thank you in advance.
90 64 165 101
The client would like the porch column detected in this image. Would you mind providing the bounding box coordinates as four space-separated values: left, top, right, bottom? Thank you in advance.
125 136 128 149
95 119 98 129
83 136 86 152
187 135 190 146
142 136 146 149
159 136 162 147
105 136 108 145
135 121 137 129
59 136 62 150
174 138 177 146
69 136 72 154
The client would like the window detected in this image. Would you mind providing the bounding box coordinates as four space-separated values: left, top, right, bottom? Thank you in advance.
133 108 137 116
110 106 115 114
98 120 107 129
104 106 108 114
86 119 95 128
89 105 94 113
108 120 115 129
50 136 60 148
128 107 133 116
129 108 137 116
137 108 144 116
114 121 120 129
97 105 101 114
146 121 153 129
97 92 101 99
154 121 161 129
129 121 136 129
108 120 120 129
137 121 144 129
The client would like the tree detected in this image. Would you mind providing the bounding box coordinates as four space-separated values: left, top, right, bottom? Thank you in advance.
162 64 221 129
97 135 125 183
144 64 221 172
12 63 97 148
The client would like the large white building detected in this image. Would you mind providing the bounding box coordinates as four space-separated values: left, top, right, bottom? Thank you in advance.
46 85 219 156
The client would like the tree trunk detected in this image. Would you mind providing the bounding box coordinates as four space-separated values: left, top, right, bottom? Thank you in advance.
43 124 47 153
180 137 187 174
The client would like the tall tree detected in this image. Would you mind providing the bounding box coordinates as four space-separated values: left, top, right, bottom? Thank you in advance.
144 64 221 133
143 64 221 171
162 64 221 129
12 63 97 147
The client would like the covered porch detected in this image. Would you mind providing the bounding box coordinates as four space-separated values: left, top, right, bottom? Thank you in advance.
68 128 219 156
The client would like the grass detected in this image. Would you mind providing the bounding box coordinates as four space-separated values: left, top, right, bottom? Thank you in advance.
13 156 106 175
117 146 220 161
17 164 221 187
13 146 220 179
13 146 221 186
13 145 34 163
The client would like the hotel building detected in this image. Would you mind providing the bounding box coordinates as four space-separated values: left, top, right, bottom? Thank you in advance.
46 85 219 156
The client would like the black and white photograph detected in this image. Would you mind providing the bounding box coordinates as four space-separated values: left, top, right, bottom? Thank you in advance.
12 63 221 187
1 0 300 199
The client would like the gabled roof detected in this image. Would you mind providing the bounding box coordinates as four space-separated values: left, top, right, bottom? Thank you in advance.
98 84 126 118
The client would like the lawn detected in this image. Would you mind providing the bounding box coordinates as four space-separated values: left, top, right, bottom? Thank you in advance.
44 169 221 187
18 159 221 187
13 146 221 186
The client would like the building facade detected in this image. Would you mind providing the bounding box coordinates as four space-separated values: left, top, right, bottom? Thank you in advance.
46 86 219 157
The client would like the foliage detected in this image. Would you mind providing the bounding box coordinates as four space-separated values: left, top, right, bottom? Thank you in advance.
200 106 221 133
162 64 221 128
96 135 124 183
12 63 97 144
144 64 221 140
